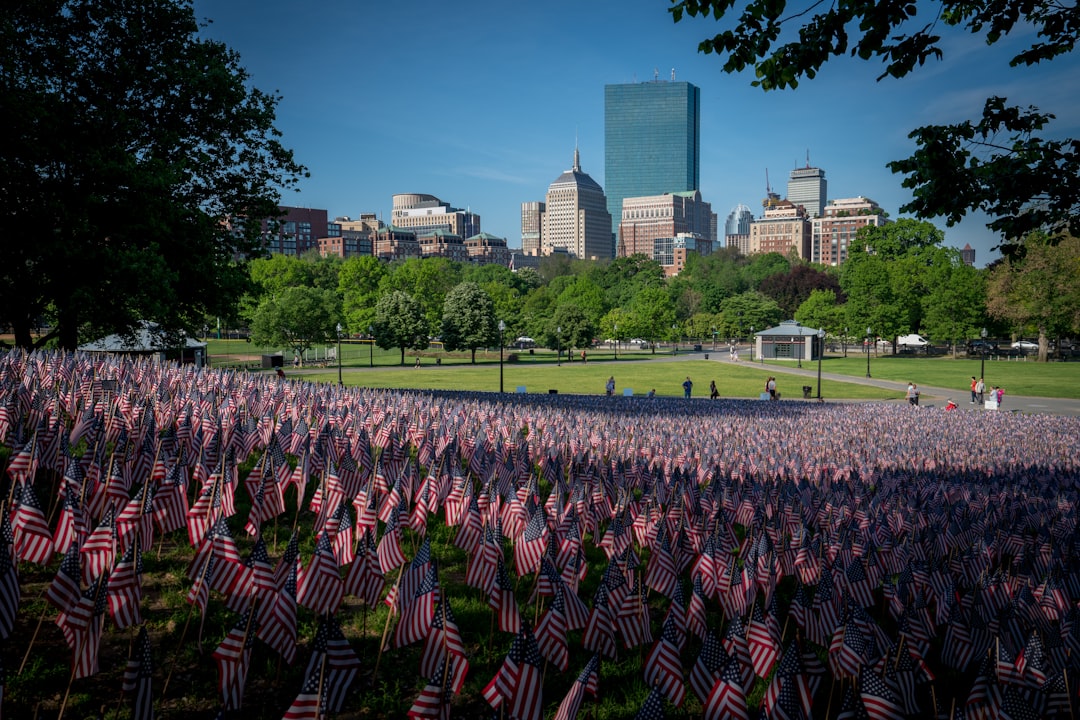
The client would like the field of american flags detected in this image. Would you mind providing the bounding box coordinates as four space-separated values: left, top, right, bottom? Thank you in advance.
2 348 1080 719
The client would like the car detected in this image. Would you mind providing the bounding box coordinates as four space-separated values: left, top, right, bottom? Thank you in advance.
1011 339 1039 353
966 339 998 354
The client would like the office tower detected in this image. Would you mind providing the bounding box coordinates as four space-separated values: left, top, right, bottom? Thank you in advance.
725 204 754 254
811 196 888 266
541 147 612 260
749 200 811 259
520 201 544 255
391 193 480 239
259 206 329 255
787 163 827 218
605 78 701 242
617 190 714 259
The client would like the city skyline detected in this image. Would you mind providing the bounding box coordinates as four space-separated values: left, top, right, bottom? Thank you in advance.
193 0 1080 268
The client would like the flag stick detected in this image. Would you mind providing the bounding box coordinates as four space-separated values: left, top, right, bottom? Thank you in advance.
18 592 51 675
57 578 107 720
373 564 404 679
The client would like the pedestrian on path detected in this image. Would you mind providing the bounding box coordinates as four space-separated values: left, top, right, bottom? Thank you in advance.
710 380 719 400
970 376 978 404
606 376 615 396
683 376 693 399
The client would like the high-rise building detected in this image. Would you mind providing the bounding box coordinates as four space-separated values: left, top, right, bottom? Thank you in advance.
541 148 612 260
725 204 754 254
465 232 511 267
811 196 888 266
605 78 701 245
787 164 827 218
617 190 714 258
749 200 811 259
520 201 544 256
391 193 480 239
961 243 976 266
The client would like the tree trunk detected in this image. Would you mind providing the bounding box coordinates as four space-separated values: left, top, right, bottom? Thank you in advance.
471 348 476 364
400 346 405 365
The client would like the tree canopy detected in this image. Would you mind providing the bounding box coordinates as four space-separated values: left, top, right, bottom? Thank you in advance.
1 0 304 350
669 0 1080 254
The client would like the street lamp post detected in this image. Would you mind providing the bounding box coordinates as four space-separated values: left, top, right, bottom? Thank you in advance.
816 329 825 399
498 320 506 392
672 324 677 355
796 335 802 368
750 326 755 363
843 327 848 357
866 327 872 378
980 326 988 380
557 325 561 367
711 325 717 352
614 323 618 361
336 323 343 386
368 325 373 368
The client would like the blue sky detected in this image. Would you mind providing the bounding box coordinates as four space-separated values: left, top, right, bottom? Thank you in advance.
193 0 1080 267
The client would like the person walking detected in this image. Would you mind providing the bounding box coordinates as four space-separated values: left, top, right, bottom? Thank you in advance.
606 376 615 396
976 377 985 404
970 376 978 404
710 380 719 400
767 376 777 400
682 376 693 399
906 381 917 406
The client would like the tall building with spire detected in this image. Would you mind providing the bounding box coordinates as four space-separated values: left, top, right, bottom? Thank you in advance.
541 147 612 260
605 78 701 249
725 204 754 254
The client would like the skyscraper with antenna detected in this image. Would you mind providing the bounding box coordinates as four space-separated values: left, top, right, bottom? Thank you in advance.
787 151 827 218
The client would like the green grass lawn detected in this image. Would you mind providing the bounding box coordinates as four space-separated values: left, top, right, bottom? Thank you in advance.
768 351 1080 399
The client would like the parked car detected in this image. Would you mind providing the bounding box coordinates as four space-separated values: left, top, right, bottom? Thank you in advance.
897 334 929 348
1011 339 1039 353
966 339 998 354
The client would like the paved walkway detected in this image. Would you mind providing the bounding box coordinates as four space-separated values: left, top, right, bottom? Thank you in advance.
695 352 1080 417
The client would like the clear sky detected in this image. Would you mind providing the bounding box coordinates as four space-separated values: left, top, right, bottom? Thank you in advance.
193 0 1080 268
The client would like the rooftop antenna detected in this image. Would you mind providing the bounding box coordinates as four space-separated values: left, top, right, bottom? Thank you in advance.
654 67 659 81
766 168 771 195
671 68 676 81
806 149 811 168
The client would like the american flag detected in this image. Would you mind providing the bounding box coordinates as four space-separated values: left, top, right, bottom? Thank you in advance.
46 541 83 614
57 573 108 679
689 629 726 705
407 660 454 720
107 539 144 629
282 665 324 720
643 614 686 706
481 623 544 720
703 652 749 720
419 598 469 695
121 625 153 720
304 615 361 713
488 556 521 634
582 582 617 659
296 531 343 617
394 562 439 648
534 584 570 671
212 607 258 710
12 481 54 565
616 575 652 649
552 654 600 720
634 685 667 719
514 508 549 577
256 561 298 664
746 599 781 679
858 667 904 720
344 528 385 607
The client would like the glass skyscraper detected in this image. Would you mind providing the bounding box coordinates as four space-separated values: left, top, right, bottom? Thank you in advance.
605 81 701 241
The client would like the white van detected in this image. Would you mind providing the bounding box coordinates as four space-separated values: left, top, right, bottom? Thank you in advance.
897 334 929 348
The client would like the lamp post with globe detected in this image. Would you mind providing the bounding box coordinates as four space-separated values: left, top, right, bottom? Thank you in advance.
866 327 872 378
336 323 343 386
816 328 825 399
980 327 988 381
498 320 505 393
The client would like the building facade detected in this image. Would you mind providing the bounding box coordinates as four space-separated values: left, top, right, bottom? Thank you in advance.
465 232 512 266
372 225 421 261
787 165 827 218
749 201 811 259
605 79 701 245
961 243 976 266
391 193 480 239
260 206 329 255
617 190 715 258
811 196 888 266
653 233 712 276
541 148 612 260
724 203 754 254
520 201 544 256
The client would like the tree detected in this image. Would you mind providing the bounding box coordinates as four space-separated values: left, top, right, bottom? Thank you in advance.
373 291 429 366
338 256 388 335
1 0 304 350
919 250 987 355
626 287 677 353
795 290 845 342
669 0 1080 254
716 292 783 339
440 283 498 364
986 233 1080 361
249 287 339 365
549 305 595 361
758 265 843 319
380 258 463 332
